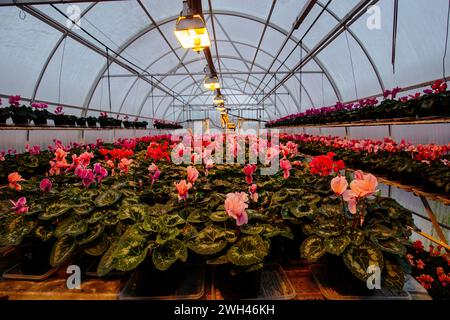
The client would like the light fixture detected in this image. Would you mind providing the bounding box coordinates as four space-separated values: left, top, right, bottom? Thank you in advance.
216 105 226 112
174 1 211 52
213 94 225 106
204 75 220 91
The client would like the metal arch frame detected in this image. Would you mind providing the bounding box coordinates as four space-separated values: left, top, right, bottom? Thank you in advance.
158 75 281 120
159 73 288 120
315 0 384 93
131 38 318 118
30 3 98 102
81 10 341 116
165 86 276 122
150 55 301 118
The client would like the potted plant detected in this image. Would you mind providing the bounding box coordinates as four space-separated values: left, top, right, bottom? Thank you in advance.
0 98 11 125
19 236 55 275
9 96 31 125
76 117 87 127
86 116 98 128
53 106 68 126
66 115 77 126
113 115 122 128
99 112 115 128
31 103 51 126
123 116 133 129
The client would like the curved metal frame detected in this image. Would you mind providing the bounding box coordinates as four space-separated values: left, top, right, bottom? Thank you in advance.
117 39 316 116
148 55 302 118
81 10 342 115
159 73 290 121
28 5 384 119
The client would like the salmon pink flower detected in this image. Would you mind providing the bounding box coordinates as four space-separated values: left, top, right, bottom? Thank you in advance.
175 180 192 201
350 170 379 197
118 158 133 174
249 184 258 202
331 175 348 195
280 159 292 179
343 190 357 214
224 192 249 226
106 160 115 176
10 197 28 214
187 166 199 184
8 172 25 191
243 164 257 184
39 178 52 193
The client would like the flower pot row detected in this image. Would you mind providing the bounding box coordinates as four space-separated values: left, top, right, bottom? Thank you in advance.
0 107 148 129
267 83 450 128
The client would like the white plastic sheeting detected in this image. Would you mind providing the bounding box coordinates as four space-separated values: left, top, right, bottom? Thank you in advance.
0 0 449 121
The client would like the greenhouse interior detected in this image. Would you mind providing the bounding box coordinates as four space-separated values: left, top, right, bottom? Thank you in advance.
0 0 449 304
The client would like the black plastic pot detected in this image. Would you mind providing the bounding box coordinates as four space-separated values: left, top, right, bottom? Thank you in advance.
33 117 48 126
216 265 262 298
87 119 97 128
11 115 29 125
76 118 87 127
327 255 373 295
123 121 134 129
18 237 54 275
0 115 9 125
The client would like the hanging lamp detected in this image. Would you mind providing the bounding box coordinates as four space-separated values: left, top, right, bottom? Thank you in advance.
204 75 220 91
174 1 211 52
213 94 225 106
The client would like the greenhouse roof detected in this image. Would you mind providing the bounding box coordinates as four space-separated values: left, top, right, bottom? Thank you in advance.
0 0 449 124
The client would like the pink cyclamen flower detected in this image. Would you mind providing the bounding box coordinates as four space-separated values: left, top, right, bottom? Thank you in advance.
8 172 25 191
343 190 357 214
203 158 214 176
118 158 133 174
331 175 348 195
175 180 192 201
75 167 95 187
249 184 258 203
93 163 108 184
187 166 200 184
280 159 292 179
40 178 52 193
350 170 379 197
148 163 161 185
224 192 249 226
10 197 28 214
243 164 257 184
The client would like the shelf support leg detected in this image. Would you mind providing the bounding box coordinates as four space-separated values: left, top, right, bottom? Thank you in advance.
419 195 448 248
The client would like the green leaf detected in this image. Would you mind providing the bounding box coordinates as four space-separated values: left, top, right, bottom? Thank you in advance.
180 223 198 241
156 227 181 244
187 225 228 255
371 237 407 256
366 224 397 240
55 215 88 238
50 235 76 267
210 211 229 222
161 214 185 227
0 216 37 246
343 242 384 282
94 189 122 208
324 235 351 256
75 223 105 245
316 204 341 218
241 224 264 235
186 208 209 224
112 226 148 272
73 202 95 216
261 224 294 240
33 225 54 242
300 235 327 261
227 235 269 267
39 202 72 220
119 204 147 222
152 239 188 271
315 222 341 238
97 239 119 277
383 258 405 290
85 234 109 256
